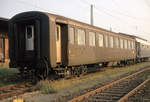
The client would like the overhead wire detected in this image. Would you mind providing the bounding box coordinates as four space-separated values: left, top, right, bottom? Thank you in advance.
144 0 150 7
80 0 138 28
17 0 148 24
80 0 150 34
112 0 149 21
81 0 149 24
14 0 150 36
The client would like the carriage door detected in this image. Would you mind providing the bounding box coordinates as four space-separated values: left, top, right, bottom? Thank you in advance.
56 24 61 63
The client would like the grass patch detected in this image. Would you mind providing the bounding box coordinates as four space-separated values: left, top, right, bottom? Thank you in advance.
146 75 150 79
36 62 150 94
0 67 20 87
36 80 56 94
24 100 36 102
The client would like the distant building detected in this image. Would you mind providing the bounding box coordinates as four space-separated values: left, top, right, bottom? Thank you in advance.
0 17 9 65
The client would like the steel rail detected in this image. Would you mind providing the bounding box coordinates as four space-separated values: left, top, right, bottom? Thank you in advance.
69 67 150 102
0 82 35 100
118 78 150 102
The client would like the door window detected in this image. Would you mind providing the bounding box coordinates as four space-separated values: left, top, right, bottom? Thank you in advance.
25 25 34 51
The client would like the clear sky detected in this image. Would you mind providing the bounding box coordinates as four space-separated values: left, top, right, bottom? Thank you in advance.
1 0 150 41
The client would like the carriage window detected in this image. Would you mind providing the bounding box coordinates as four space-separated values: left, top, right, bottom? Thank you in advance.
0 38 3 49
142 45 144 49
0 38 3 54
105 35 108 47
120 39 123 49
132 42 135 49
126 40 128 49
56 27 59 41
78 29 85 45
115 37 119 48
25 25 34 51
89 32 95 46
98 34 103 47
109 36 113 48
128 41 131 49
69 27 75 44
26 26 33 39
124 40 127 49
130 41 132 49
131 41 133 49
0 38 5 62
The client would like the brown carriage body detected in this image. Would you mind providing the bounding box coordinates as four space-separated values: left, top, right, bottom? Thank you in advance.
46 13 136 67
9 11 136 70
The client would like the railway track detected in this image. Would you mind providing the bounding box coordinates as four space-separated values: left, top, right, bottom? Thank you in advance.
126 78 150 102
69 67 150 102
0 82 36 100
118 78 150 102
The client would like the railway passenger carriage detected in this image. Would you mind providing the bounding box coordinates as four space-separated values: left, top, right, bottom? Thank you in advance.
0 18 9 65
135 37 150 61
67 22 136 66
120 33 150 62
9 11 147 79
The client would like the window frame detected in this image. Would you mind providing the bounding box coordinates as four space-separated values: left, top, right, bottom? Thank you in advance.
109 36 114 48
77 28 86 46
132 41 135 49
89 31 96 47
105 35 108 48
128 40 131 49
120 38 124 49
98 33 104 47
0 37 5 62
114 37 119 48
124 39 127 49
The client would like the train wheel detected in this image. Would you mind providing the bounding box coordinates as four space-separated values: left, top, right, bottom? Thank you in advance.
76 68 80 77
18 67 25 79
72 67 81 77
37 67 49 80
43 58 49 79
82 66 87 75
37 59 49 80
64 68 72 78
